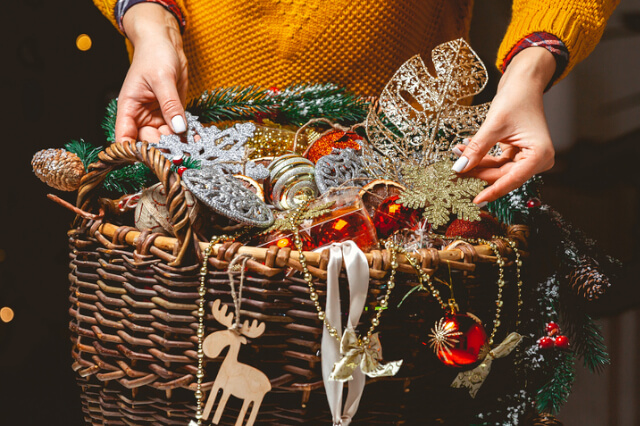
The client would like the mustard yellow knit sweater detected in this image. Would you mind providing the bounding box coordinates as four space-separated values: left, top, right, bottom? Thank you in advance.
94 0 618 99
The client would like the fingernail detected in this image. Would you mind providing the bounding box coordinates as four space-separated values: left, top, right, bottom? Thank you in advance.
476 201 488 208
171 115 186 133
462 138 471 145
452 147 463 157
452 156 469 173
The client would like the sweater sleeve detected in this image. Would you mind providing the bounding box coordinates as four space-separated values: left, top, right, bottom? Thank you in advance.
91 0 188 36
496 0 620 82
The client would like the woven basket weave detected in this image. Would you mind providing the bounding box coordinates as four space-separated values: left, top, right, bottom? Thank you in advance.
68 141 531 425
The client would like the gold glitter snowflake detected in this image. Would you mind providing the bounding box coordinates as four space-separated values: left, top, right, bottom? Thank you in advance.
397 160 486 229
428 317 463 355
261 201 335 235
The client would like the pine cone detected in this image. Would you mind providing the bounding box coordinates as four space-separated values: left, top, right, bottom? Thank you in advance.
568 256 611 301
32 148 86 191
531 413 563 426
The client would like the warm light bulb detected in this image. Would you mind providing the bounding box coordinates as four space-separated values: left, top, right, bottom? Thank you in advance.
0 307 14 323
76 34 92 51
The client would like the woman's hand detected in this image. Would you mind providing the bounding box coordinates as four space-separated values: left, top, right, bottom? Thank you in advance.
451 47 557 205
116 3 188 143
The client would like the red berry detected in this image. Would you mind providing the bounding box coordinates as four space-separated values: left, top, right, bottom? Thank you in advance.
526 198 541 208
177 166 187 177
268 86 281 95
555 335 570 349
545 321 560 335
537 336 554 349
172 156 183 166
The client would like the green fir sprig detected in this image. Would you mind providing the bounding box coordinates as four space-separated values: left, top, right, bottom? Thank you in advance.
536 351 575 414
65 139 101 170
487 176 542 225
102 98 118 143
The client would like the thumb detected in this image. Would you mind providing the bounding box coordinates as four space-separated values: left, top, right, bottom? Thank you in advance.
153 80 187 134
451 118 503 173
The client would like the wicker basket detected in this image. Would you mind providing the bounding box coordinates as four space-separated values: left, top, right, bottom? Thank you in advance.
69 141 531 425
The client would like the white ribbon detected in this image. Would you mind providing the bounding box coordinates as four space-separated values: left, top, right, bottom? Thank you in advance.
321 241 369 426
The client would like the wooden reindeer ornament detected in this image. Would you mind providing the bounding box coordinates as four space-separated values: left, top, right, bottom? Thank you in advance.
202 299 271 426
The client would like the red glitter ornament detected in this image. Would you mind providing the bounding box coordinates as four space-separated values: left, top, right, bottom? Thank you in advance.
261 231 315 251
554 335 570 349
537 336 554 350
304 130 363 164
373 195 422 238
445 212 501 240
315 210 377 251
427 313 488 367
545 321 560 336
526 198 541 208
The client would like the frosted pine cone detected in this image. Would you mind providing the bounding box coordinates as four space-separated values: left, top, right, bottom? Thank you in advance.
32 148 85 191
532 413 563 426
568 256 611 301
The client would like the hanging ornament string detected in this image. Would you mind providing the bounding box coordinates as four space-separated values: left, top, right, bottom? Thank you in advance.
287 200 400 347
227 254 252 331
193 232 242 426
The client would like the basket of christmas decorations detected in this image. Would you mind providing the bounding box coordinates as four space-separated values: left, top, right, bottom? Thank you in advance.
33 40 617 425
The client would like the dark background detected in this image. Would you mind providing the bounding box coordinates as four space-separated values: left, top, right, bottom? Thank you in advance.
1 1 639 425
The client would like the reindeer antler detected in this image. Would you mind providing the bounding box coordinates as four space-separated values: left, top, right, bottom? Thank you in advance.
211 299 235 329
240 319 266 338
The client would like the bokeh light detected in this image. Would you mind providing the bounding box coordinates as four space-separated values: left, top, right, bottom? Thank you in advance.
76 34 92 51
0 307 14 323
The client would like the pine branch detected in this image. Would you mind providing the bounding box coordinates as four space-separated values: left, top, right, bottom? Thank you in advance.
102 98 118 143
103 162 154 194
536 351 575 415
487 176 541 225
187 86 275 122
561 300 610 373
65 139 102 170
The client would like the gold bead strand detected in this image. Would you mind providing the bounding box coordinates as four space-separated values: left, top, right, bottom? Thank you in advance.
194 233 237 425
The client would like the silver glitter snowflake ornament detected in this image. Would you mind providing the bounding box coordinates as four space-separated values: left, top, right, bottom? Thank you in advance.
182 167 274 227
153 112 269 180
315 148 370 194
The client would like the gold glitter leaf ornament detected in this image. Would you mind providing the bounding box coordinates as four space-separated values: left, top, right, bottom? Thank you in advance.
365 38 490 166
397 160 486 228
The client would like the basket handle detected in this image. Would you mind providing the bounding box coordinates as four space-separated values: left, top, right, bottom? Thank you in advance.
76 140 193 265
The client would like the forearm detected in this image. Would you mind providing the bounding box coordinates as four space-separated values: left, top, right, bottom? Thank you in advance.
498 47 556 96
122 2 182 48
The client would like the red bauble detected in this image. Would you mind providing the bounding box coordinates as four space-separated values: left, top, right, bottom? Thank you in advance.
315 210 377 251
545 321 560 335
172 156 183 166
304 130 363 163
373 195 422 239
427 313 488 367
537 336 554 349
526 198 541 208
554 335 570 349
177 166 187 177
445 212 501 240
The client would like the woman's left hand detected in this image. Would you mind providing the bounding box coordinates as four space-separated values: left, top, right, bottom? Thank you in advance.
451 47 558 205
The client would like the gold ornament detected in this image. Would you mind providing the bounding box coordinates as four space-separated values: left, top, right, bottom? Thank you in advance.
397 160 486 229
246 122 317 158
261 200 335 235
32 148 86 191
264 154 318 210
365 38 491 166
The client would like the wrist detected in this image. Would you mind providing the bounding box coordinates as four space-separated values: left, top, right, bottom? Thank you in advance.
123 3 181 47
499 47 556 94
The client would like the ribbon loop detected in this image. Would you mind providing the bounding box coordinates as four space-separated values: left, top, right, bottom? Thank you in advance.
451 332 523 397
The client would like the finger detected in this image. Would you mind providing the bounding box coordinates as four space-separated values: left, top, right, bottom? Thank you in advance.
158 124 173 135
473 160 538 204
153 78 187 134
138 126 162 144
454 144 516 169
114 100 139 143
452 119 505 174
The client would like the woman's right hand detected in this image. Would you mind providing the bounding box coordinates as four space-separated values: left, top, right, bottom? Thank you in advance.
116 3 188 143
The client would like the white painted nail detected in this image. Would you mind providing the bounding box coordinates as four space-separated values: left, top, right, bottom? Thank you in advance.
452 147 463 157
476 201 488 208
452 156 469 173
171 115 187 133
462 138 471 145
